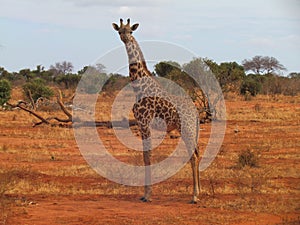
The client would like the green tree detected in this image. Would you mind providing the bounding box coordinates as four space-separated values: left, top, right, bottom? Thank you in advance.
102 74 130 92
32 65 45 76
19 68 34 81
154 61 181 77
79 66 108 94
213 62 245 92
285 73 300 95
56 74 81 89
0 67 17 81
0 79 11 106
22 78 54 102
78 66 89 75
240 76 262 96
204 59 245 92
155 59 211 121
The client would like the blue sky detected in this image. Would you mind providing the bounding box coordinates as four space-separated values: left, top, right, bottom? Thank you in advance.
0 0 299 74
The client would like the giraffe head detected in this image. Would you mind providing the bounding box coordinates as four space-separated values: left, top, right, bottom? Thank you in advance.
112 18 139 43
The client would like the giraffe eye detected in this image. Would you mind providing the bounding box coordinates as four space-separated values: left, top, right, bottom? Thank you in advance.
130 31 133 34
118 31 121 34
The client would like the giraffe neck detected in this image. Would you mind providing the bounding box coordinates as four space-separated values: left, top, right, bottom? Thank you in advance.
125 37 152 82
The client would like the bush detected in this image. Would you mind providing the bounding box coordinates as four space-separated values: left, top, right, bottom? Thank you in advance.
240 77 261 96
237 149 258 168
102 74 130 93
22 78 54 102
56 74 81 89
0 79 12 106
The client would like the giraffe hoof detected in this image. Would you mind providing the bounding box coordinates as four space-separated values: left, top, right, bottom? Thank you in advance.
189 200 198 204
189 197 199 204
140 197 151 202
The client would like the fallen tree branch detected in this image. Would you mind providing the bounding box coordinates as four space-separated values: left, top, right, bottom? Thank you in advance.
7 90 73 127
7 99 139 128
6 101 50 126
57 90 72 121
28 90 36 111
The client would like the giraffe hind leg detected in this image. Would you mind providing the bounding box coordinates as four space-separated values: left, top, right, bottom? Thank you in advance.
190 150 200 204
140 149 152 202
140 131 152 202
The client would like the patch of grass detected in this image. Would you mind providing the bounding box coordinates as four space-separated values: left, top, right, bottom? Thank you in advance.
237 149 259 168
276 216 300 225
0 144 9 152
0 170 18 224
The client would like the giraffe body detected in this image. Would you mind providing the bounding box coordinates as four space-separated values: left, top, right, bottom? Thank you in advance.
113 19 200 203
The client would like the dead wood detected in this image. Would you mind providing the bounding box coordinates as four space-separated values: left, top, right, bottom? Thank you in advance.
7 90 73 127
7 101 51 126
7 91 138 128
57 90 72 121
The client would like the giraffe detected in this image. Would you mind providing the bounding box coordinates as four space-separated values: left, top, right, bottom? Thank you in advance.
112 18 200 203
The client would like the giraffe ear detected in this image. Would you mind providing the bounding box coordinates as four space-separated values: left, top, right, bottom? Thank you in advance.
112 23 120 31
131 23 139 31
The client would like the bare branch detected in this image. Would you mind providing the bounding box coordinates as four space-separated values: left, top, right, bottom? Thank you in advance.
7 90 73 127
27 90 36 111
57 90 72 121
6 101 50 126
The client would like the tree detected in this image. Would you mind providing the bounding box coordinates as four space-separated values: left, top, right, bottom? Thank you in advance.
154 59 212 121
217 62 245 92
204 59 245 92
154 61 181 77
240 76 262 96
102 74 130 92
19 68 33 81
288 72 300 79
50 61 74 77
33 65 45 75
286 72 300 95
78 64 106 75
242 56 286 75
0 79 11 106
263 57 286 74
22 78 54 102
56 74 81 89
79 66 108 94
0 67 16 81
0 67 9 78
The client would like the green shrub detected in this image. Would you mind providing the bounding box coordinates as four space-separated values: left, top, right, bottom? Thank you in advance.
102 74 130 93
22 78 54 102
56 74 81 89
0 79 11 106
240 77 261 96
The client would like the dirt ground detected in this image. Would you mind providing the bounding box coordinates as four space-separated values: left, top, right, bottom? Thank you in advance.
0 92 299 225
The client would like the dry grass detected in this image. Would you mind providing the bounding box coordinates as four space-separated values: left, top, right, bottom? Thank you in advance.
0 93 299 224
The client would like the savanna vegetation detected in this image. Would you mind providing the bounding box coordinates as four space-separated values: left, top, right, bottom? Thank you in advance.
1 56 299 106
1 55 299 122
0 56 299 224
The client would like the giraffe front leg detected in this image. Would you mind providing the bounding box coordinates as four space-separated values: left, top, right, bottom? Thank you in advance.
190 153 200 204
140 136 152 202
